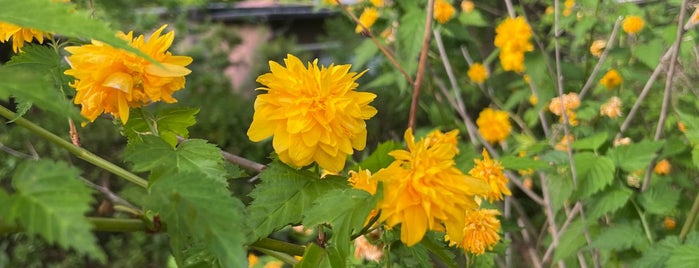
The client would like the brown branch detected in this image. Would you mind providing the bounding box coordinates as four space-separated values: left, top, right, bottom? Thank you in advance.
408 0 435 131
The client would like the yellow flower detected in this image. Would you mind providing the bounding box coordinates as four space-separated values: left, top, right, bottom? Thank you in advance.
322 0 338 5
600 96 623 119
600 69 623 89
545 6 554 15
461 1 475 13
0 22 46 53
247 54 377 173
374 129 489 246
434 0 456 24
468 149 512 202
529 94 538 106
549 92 581 126
467 63 488 84
64 25 192 124
370 0 384 7
654 159 671 175
664 217 677 230
623 15 644 34
679 121 687 133
263 261 283 268
446 209 501 255
554 134 575 151
355 7 380 33
348 168 377 195
563 0 575 16
494 17 533 72
590 40 606 57
248 253 259 268
476 108 512 144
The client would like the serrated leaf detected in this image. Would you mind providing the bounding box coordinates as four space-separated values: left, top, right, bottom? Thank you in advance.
124 136 226 184
553 219 591 263
295 243 331 268
352 39 379 71
421 232 458 268
571 132 608 151
608 140 664 172
666 245 699 268
635 235 681 268
353 140 401 173
587 185 632 219
148 172 248 268
391 237 431 267
124 107 199 147
639 183 679 215
499 155 549 171
246 161 348 241
590 222 645 251
574 152 615 198
5 160 105 262
396 4 425 75
546 174 574 214
0 0 152 61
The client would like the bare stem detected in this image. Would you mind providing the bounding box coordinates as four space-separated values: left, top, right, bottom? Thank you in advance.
578 17 623 100
408 0 434 130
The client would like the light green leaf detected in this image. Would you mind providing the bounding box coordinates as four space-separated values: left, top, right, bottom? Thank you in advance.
639 182 679 215
499 155 549 171
589 222 646 251
457 10 489 27
546 174 574 214
295 243 331 268
553 219 593 263
635 235 680 268
124 136 226 184
352 140 401 173
574 152 615 198
666 245 699 268
396 4 425 75
148 172 248 268
608 140 664 172
634 39 664 70
246 161 348 241
124 107 199 147
6 160 105 262
571 132 608 151
352 39 379 71
587 185 633 219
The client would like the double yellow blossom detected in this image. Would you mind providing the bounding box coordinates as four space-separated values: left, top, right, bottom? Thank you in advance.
600 96 622 118
434 0 456 24
446 209 501 255
355 7 380 33
467 63 489 84
600 69 623 89
494 17 533 72
476 108 512 144
623 16 644 34
469 149 511 202
64 25 192 124
247 54 377 173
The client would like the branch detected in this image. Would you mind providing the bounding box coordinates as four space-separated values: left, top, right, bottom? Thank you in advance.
578 17 623 100
408 0 435 130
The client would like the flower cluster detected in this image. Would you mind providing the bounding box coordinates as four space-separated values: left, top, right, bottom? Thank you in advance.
247 54 377 173
447 209 501 255
494 16 533 73
467 63 489 84
549 92 581 126
623 15 644 34
434 0 456 24
469 149 511 202
600 96 622 118
476 108 512 144
600 69 623 89
64 25 192 124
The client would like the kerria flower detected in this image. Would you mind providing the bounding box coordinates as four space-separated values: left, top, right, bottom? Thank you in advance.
563 0 575 17
590 40 606 57
374 129 489 246
654 159 671 175
370 0 384 7
600 96 622 118
549 92 580 126
554 134 575 151
355 7 380 33
476 108 512 144
469 149 511 202
623 16 644 34
348 168 377 195
446 209 501 255
461 1 475 13
247 54 377 173
494 17 533 73
434 0 456 24
600 69 623 89
0 0 70 53
64 25 192 124
467 63 488 84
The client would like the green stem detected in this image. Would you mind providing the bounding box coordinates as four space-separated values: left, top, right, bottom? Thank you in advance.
680 191 699 241
0 105 148 189
631 199 653 244
251 246 299 265
0 217 148 233
252 238 306 257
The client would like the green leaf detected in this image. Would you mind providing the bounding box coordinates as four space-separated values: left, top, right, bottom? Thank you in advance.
553 219 593 263
574 152 615 198
353 140 401 173
352 39 379 71
590 222 646 251
666 245 699 268
124 108 199 147
546 174 574 214
5 160 105 262
634 39 663 69
421 232 458 268
396 4 426 75
148 172 248 268
639 182 679 215
246 161 348 241
608 140 664 172
571 132 608 151
0 0 152 61
499 155 549 171
635 235 681 268
587 185 633 219
124 136 226 184
295 243 331 268
457 10 489 27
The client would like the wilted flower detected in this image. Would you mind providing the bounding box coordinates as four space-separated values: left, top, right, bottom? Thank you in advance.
461 1 474 13
247 54 377 173
467 63 488 84
494 17 533 72
64 25 192 124
654 159 671 175
554 134 575 151
549 92 581 126
374 129 489 246
446 209 501 255
476 108 512 144
590 40 606 57
623 15 644 34
600 69 623 89
348 168 377 195
468 149 512 202
434 0 456 24
613 137 632 147
355 7 380 33
353 234 383 262
600 96 623 118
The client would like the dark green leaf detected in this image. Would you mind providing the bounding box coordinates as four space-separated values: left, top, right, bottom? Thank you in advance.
6 160 105 262
421 232 458 268
590 222 646 251
553 219 592 263
246 161 348 241
353 140 401 173
587 185 632 219
148 172 248 268
639 182 679 215
574 153 615 197
608 140 664 172
571 132 608 151
295 243 331 268
352 39 379 71
666 245 699 268
635 235 681 268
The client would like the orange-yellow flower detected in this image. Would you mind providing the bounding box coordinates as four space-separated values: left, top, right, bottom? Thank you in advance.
434 0 456 24
0 22 46 53
247 54 377 173
374 129 489 246
549 92 580 126
623 15 644 34
590 40 606 57
476 108 512 144
600 69 623 89
563 0 575 16
64 25 192 124
600 96 623 118
467 63 488 84
554 134 575 151
248 253 259 268
494 17 533 72
654 159 671 175
446 209 501 255
348 168 377 195
679 121 687 133
469 149 511 202
370 0 385 7
461 1 475 13
664 217 677 230
355 7 380 33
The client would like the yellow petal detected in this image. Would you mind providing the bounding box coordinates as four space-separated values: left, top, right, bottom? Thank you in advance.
401 207 428 246
102 72 133 93
145 63 191 77
118 95 130 123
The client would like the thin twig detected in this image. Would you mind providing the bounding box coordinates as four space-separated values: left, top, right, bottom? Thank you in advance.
578 17 623 100
503 0 516 18
79 177 141 214
0 142 34 159
578 203 600 268
177 136 266 174
518 218 543 268
408 0 435 130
